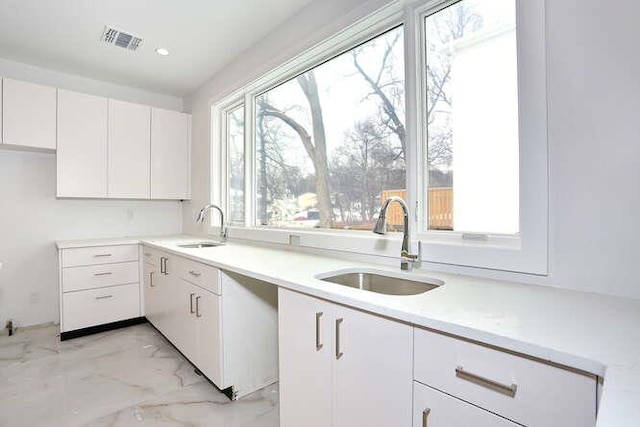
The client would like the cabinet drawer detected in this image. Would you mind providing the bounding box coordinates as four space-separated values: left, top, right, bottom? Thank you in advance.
178 258 220 295
61 244 138 267
413 381 518 427
414 328 596 427
62 283 140 332
62 261 139 292
141 246 160 266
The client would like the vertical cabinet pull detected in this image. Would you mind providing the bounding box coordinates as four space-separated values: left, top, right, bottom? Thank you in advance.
189 293 196 314
422 408 431 427
315 312 323 351
195 296 202 317
160 257 165 275
335 318 344 360
163 257 169 275
149 271 154 287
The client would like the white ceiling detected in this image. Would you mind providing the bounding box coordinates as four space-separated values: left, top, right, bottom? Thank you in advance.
0 0 313 96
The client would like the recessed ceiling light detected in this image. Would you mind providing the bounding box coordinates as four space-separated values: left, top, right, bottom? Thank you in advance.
155 47 170 56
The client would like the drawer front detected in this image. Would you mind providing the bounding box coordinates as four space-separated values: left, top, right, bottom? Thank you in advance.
62 261 139 292
414 328 596 427
61 244 138 267
413 381 518 427
178 258 220 295
141 246 160 266
62 283 140 332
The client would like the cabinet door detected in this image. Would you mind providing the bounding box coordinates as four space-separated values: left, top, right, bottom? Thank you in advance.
279 288 333 427
108 99 150 198
143 261 161 327
333 304 413 427
162 260 196 358
413 382 518 427
57 89 108 197
2 78 57 149
151 108 190 199
195 288 223 386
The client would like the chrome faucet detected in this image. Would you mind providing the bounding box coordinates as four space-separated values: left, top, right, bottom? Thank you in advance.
373 196 420 271
196 204 228 242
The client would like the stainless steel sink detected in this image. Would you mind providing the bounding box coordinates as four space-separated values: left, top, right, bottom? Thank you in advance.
177 242 224 248
316 269 442 296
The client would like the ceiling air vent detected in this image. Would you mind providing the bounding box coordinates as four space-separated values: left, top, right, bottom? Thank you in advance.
101 26 143 51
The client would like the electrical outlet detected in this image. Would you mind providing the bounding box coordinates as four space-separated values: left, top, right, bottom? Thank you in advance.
29 292 39 304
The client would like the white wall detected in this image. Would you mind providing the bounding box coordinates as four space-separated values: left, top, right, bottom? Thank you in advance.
545 0 640 299
0 60 185 329
184 0 640 300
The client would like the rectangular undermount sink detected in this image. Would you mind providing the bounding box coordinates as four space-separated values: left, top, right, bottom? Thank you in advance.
316 269 442 296
177 242 224 249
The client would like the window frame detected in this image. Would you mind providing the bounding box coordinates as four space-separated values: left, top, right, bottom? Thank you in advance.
413 0 548 274
210 0 549 275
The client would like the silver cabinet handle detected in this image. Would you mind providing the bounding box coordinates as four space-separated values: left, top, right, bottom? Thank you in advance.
455 366 517 398
422 408 431 427
189 293 196 314
149 271 154 287
195 296 202 318
95 295 113 300
93 272 112 276
335 318 344 360
163 258 169 275
188 270 202 277
94 254 112 258
159 257 165 274
315 312 323 351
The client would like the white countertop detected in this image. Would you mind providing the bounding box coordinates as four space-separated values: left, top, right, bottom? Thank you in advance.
57 235 640 426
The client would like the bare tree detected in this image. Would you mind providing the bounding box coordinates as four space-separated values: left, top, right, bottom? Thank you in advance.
351 29 406 160
257 71 333 227
331 119 405 223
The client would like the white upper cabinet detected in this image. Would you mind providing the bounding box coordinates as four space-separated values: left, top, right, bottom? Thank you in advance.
108 99 151 199
2 78 57 149
151 108 190 199
57 89 108 198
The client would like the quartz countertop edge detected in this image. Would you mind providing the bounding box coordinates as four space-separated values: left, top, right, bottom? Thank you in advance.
56 234 640 427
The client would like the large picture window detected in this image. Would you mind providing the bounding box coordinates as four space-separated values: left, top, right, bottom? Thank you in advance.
214 0 548 274
254 26 405 231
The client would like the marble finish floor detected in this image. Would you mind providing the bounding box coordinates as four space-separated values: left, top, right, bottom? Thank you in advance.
0 323 279 426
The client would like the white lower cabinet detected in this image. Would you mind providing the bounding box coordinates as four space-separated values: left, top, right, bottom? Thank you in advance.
279 287 413 427
142 257 161 328
141 246 277 399
63 283 140 332
414 327 597 427
58 243 141 336
193 286 223 385
413 382 518 427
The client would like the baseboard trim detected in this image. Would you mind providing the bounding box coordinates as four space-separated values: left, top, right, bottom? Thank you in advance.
60 317 147 341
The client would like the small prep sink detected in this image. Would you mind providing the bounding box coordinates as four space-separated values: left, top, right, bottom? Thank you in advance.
177 242 224 249
316 269 442 296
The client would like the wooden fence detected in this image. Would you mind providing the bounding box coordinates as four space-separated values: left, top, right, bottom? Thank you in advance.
381 188 453 231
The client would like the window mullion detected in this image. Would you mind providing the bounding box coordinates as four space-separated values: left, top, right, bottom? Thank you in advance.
244 93 256 228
